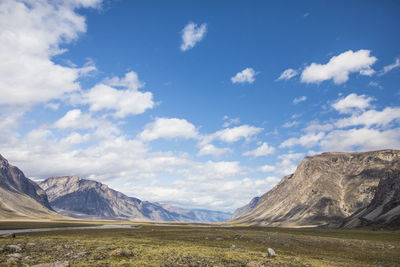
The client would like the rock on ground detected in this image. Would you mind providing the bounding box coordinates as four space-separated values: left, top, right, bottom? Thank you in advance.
267 248 276 258
110 248 133 257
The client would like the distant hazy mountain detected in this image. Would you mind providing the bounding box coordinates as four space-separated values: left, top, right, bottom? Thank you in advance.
233 150 400 228
40 176 231 222
0 154 59 219
231 196 260 220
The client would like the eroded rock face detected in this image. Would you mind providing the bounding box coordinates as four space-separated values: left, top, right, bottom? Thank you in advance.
234 150 400 228
342 160 400 228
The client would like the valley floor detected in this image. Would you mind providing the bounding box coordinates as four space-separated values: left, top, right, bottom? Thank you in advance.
0 220 399 266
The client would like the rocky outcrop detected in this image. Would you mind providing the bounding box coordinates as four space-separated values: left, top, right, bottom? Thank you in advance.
231 197 260 220
0 154 58 219
342 159 400 228
40 176 231 222
234 150 400 228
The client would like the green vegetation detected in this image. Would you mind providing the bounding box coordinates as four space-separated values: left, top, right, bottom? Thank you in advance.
0 221 399 266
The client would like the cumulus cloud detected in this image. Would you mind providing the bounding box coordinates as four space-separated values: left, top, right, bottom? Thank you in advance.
277 68 298 80
332 93 374 114
320 128 400 152
204 125 263 144
139 118 198 141
301 50 377 84
243 142 275 157
83 72 154 118
335 107 400 128
54 109 96 129
0 0 99 106
293 96 307 104
231 68 257 84
62 132 90 145
380 57 400 75
180 22 207 51
280 132 325 148
197 144 231 157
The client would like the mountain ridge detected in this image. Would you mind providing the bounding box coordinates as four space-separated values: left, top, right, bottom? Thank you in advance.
233 149 400 228
39 175 231 222
0 154 60 219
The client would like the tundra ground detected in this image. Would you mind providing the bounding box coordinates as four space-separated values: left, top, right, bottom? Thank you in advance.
0 221 399 266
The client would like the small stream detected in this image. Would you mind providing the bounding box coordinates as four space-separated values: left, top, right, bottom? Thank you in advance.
0 225 137 235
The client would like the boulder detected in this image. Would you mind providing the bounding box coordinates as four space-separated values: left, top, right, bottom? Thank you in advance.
267 248 276 258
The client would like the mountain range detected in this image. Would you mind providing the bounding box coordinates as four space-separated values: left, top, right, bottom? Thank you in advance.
39 176 231 222
1 149 399 228
232 149 400 228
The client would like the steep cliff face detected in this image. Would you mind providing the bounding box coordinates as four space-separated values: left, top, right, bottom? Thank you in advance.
40 176 231 222
342 160 400 228
0 154 58 219
234 150 400 227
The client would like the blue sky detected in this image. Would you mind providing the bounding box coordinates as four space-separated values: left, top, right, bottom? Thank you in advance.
0 0 399 212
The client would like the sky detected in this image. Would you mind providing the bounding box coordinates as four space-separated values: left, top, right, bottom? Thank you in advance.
0 0 400 212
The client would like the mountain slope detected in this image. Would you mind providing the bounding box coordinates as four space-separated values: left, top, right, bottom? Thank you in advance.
0 154 59 219
231 196 260 220
233 149 400 227
40 176 231 222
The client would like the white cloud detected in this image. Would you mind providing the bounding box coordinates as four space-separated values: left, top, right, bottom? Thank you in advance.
293 96 307 104
258 164 275 173
243 142 275 157
197 144 231 157
62 132 90 145
118 175 280 212
0 0 99 106
277 68 298 80
332 93 374 114
231 68 257 84
283 121 299 128
380 57 400 75
208 125 263 143
301 50 377 84
45 102 60 110
222 116 240 128
83 72 154 118
320 128 400 152
335 107 400 128
280 132 325 148
258 153 304 176
54 109 96 129
180 22 207 51
368 81 383 89
303 121 333 133
139 118 198 141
